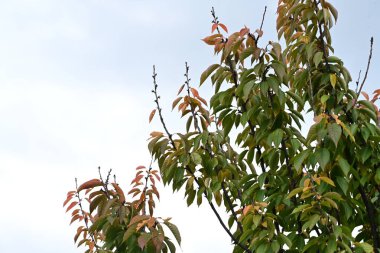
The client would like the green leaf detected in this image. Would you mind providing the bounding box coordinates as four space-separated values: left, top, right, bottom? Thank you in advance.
337 156 350 176
302 214 320 231
278 234 292 248
336 177 348 194
287 90 304 108
164 221 181 246
190 152 202 165
313 52 323 67
356 242 374 253
375 168 380 185
315 148 330 170
293 150 311 173
200 64 220 85
287 187 303 199
327 123 342 147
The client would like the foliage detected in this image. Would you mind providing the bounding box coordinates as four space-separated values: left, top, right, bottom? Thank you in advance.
65 1 380 252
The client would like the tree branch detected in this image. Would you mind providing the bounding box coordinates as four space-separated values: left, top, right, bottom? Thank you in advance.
356 37 374 99
358 185 380 251
152 66 251 253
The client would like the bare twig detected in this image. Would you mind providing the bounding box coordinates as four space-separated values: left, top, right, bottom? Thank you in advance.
356 37 374 99
355 70 362 93
259 6 267 32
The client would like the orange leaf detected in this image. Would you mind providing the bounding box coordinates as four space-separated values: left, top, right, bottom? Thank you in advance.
63 195 74 207
70 214 82 225
177 84 185 95
211 23 218 33
149 109 156 123
112 183 126 203
172 97 182 110
362 91 369 100
198 96 208 106
150 131 163 138
77 179 102 192
131 174 144 185
240 26 250 36
128 188 141 195
218 23 228 33
190 88 199 98
66 201 78 212
373 89 380 95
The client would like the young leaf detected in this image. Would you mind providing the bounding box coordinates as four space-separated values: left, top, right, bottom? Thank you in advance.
149 109 156 123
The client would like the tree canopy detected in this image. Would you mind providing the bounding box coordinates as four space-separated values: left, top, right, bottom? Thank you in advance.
64 1 380 252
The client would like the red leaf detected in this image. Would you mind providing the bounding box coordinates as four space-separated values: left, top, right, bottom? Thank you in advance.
190 88 199 98
211 23 218 33
66 201 78 213
149 109 156 123
112 183 126 203
77 179 103 192
218 23 228 33
136 165 146 170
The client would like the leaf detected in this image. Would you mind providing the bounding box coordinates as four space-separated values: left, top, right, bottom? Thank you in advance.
66 201 78 212
330 74 337 88
172 97 182 110
356 242 374 253
77 179 103 192
190 88 199 98
337 156 350 176
375 168 380 185
219 23 228 33
327 123 342 147
313 52 323 67
112 183 125 203
336 177 348 194
211 23 218 33
316 148 330 170
293 150 311 173
287 187 303 199
362 91 369 100
200 64 220 85
320 176 335 187
177 84 185 95
149 109 156 123
164 221 181 246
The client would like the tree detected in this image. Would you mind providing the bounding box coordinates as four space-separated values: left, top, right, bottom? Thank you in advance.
64 1 380 252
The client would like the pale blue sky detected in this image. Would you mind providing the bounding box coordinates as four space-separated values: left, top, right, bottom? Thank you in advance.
0 1 379 253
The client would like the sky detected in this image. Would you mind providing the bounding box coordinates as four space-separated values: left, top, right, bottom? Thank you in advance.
0 1 379 253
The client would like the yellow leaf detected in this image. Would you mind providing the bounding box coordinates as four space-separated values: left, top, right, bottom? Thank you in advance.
320 176 335 187
330 74 337 88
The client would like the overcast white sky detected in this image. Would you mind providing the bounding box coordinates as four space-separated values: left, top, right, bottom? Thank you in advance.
0 1 379 253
